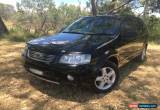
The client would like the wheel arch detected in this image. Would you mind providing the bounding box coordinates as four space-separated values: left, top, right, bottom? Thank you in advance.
107 55 119 67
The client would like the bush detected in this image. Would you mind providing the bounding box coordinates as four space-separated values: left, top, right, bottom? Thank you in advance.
146 15 160 44
1 29 38 42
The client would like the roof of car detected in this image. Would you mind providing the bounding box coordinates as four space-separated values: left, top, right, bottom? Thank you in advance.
83 14 142 21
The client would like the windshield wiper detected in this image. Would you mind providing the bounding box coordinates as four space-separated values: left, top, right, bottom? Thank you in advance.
62 31 85 35
63 31 113 36
84 33 113 35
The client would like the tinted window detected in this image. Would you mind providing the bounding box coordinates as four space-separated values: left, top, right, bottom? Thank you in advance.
89 35 113 45
120 18 138 40
63 17 120 35
137 19 148 35
135 19 144 35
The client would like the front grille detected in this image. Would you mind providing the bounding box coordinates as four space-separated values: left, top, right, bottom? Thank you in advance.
27 50 55 62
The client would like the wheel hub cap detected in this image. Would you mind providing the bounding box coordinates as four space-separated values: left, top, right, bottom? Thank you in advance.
95 67 116 90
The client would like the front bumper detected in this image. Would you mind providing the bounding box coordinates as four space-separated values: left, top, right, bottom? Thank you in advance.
23 55 97 84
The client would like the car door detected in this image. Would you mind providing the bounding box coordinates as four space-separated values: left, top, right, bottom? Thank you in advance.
118 17 139 66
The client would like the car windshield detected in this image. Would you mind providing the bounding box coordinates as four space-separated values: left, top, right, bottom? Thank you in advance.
63 16 120 35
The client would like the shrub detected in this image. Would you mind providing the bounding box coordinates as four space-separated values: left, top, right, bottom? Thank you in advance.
1 29 38 42
146 16 160 44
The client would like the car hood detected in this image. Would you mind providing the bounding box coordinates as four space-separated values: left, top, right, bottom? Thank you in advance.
29 33 86 45
28 33 113 54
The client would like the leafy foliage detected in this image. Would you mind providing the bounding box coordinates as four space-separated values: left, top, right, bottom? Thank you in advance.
146 15 160 43
0 0 160 43
9 0 88 36
0 3 15 20
1 29 38 42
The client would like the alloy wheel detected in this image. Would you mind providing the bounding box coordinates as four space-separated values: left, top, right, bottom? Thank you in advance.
95 67 116 90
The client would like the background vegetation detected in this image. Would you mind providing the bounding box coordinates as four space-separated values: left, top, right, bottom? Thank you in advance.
0 1 159 109
0 0 160 43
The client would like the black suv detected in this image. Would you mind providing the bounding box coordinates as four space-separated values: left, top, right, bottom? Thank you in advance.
22 15 148 92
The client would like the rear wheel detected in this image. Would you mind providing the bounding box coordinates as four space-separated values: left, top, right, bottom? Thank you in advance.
93 61 119 93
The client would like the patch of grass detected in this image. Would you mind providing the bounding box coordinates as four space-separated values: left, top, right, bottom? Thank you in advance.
148 35 160 44
1 30 38 42
148 27 160 44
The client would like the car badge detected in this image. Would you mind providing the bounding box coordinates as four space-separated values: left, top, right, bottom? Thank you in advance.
61 50 66 53
51 41 69 45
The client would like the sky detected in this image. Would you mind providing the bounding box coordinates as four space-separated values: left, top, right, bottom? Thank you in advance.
0 0 160 17
0 0 143 13
0 0 18 8
0 0 88 9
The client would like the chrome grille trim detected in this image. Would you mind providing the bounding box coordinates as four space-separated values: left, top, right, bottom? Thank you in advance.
27 50 55 63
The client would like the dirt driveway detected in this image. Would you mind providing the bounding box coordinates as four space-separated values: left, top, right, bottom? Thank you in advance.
0 40 159 110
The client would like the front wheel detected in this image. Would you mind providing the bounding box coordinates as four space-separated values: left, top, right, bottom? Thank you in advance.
93 61 119 93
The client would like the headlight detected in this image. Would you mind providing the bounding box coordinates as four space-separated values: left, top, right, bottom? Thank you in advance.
59 53 91 65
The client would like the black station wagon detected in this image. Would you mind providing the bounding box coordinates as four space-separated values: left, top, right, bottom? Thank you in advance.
22 15 148 92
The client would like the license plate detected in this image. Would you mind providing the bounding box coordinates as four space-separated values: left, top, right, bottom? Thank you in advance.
29 68 43 76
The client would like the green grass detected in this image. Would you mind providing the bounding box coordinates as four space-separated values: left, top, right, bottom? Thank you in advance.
1 30 38 42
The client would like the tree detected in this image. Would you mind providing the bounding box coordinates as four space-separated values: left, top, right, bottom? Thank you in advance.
0 17 8 35
91 0 97 16
94 0 134 15
16 0 56 34
14 0 88 35
107 0 134 14
0 3 15 20
140 0 160 18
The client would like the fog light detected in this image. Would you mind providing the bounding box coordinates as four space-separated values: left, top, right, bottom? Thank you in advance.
67 74 74 81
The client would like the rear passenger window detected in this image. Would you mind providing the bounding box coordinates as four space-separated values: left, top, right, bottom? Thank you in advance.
120 18 138 41
136 19 144 35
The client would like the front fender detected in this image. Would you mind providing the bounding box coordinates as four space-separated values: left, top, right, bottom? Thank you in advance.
93 50 119 71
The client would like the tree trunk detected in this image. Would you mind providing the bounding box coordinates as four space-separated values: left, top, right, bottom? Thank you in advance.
91 0 97 16
77 0 81 16
143 0 149 19
40 15 47 33
0 17 8 35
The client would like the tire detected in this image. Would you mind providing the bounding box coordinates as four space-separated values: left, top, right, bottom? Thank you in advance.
138 45 147 62
92 61 119 93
